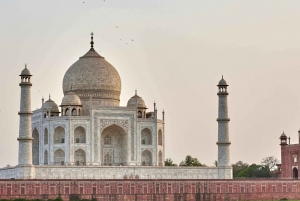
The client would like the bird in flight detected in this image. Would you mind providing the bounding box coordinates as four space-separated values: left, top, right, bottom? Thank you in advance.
131 39 134 41
116 26 118 28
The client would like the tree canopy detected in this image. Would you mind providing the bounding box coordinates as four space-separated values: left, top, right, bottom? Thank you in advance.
164 158 177 166
232 156 279 178
181 155 206 166
237 164 271 178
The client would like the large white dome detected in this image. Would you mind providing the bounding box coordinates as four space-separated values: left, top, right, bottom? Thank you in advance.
62 48 121 107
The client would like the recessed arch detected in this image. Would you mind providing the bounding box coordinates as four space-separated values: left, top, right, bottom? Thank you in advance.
72 108 77 116
54 149 65 165
158 151 163 166
54 126 65 144
44 128 48 145
141 128 152 145
141 150 152 166
158 129 163 145
293 167 298 179
44 150 48 165
65 108 70 116
138 111 142 118
74 149 86 165
74 126 86 143
101 124 127 165
32 128 39 165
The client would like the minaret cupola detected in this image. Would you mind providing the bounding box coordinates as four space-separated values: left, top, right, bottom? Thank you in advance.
217 75 228 93
280 131 288 145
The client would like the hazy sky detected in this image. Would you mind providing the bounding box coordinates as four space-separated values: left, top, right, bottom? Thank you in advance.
1 0 300 167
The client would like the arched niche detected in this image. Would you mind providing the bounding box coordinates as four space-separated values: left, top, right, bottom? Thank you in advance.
54 126 65 144
101 124 128 166
54 149 65 165
158 151 163 166
141 150 152 166
44 128 48 145
65 108 70 116
74 126 86 143
293 167 298 179
44 150 48 165
141 128 152 145
158 129 163 145
74 149 86 165
72 108 77 116
32 128 39 165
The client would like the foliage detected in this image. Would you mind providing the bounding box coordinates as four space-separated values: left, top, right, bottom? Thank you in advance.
182 155 206 166
164 158 177 166
232 161 249 178
261 156 280 171
237 163 272 178
213 160 218 167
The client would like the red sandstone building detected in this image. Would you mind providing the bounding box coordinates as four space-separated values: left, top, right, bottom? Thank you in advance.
278 131 300 178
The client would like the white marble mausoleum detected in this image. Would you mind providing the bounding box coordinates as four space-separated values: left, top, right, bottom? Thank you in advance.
0 34 232 179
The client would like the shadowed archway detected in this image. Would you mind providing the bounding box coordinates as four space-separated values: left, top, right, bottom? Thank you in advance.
101 124 128 166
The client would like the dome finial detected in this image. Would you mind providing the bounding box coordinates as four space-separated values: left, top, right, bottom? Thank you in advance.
90 32 94 50
49 94 51 100
25 63 27 69
135 89 137 95
222 75 223 79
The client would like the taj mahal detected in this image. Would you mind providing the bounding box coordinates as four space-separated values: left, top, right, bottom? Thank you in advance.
0 34 232 180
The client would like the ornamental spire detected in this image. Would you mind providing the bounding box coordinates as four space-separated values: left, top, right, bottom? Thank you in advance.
90 32 94 51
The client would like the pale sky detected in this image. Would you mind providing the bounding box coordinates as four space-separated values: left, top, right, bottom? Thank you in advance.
1 0 300 167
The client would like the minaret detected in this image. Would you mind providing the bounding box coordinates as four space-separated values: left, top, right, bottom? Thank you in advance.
217 76 231 167
17 64 33 165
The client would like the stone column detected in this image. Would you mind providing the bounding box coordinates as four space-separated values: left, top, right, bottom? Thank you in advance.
217 76 231 167
18 65 33 166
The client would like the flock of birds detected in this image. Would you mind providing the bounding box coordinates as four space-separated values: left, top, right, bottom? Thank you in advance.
82 2 135 45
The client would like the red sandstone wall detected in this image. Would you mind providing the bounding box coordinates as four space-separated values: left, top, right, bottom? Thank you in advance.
0 179 300 201
280 144 300 178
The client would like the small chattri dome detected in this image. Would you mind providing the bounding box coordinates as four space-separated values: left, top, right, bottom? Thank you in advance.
20 64 32 76
280 132 287 138
61 92 82 106
127 92 147 108
43 98 59 113
218 75 228 86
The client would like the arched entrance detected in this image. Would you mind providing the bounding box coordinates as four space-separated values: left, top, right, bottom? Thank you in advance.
74 149 86 165
293 167 298 179
101 124 127 166
32 128 39 165
141 150 152 166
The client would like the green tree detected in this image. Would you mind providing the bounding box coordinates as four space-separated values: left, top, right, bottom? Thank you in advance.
183 155 205 166
164 158 177 166
232 161 249 178
237 164 271 178
213 160 218 167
